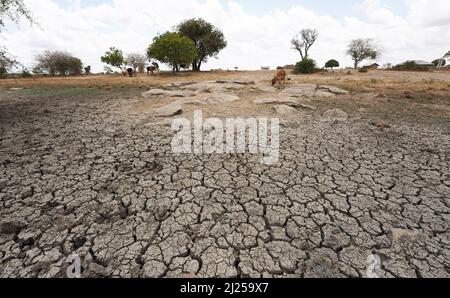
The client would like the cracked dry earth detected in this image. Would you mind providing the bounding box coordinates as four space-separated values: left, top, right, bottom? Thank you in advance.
0 78 449 278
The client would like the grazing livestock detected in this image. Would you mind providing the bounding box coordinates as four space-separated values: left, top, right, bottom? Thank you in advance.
147 63 159 76
272 69 288 89
127 68 134 77
147 66 156 75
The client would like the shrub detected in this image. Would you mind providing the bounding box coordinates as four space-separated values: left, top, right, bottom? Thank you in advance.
393 61 430 72
0 66 7 79
34 50 83 76
293 59 318 74
358 67 368 73
21 69 33 78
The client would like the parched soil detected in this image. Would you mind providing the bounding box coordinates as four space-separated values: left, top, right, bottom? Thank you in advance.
0 70 449 278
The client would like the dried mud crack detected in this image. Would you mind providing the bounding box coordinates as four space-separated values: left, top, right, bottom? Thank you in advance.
0 77 449 278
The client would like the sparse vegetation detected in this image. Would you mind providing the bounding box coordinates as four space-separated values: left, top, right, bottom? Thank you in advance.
346 38 380 69
33 50 83 76
126 53 146 73
291 28 318 60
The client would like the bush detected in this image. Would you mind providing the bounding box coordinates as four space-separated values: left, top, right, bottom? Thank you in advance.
358 67 368 73
293 59 318 74
0 66 7 79
21 69 33 78
393 61 430 72
34 50 83 76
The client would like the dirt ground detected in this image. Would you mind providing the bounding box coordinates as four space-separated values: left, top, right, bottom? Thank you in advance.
0 70 449 278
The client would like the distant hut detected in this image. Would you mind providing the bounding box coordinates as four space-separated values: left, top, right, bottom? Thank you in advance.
364 63 380 70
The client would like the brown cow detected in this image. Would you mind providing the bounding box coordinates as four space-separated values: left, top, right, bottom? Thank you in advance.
272 69 287 89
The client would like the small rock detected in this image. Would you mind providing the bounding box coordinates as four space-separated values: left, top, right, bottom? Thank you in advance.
314 90 335 98
254 97 298 106
153 104 183 117
203 93 240 104
142 89 195 98
18 231 36 246
272 105 298 115
231 80 255 85
281 84 317 98
0 219 28 234
318 85 349 94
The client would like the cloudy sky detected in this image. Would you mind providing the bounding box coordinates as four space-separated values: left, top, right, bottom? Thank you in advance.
3 0 450 72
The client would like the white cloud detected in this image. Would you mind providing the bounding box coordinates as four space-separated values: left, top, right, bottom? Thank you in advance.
3 0 450 72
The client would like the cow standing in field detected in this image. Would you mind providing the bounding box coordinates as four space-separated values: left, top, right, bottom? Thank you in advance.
147 62 159 76
146 66 156 75
127 68 134 77
272 68 288 89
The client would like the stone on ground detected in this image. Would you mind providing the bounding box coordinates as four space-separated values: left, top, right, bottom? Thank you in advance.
272 105 298 115
153 103 183 117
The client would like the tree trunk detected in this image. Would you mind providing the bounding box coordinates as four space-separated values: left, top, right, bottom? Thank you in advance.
197 60 202 71
354 60 358 69
172 66 176 74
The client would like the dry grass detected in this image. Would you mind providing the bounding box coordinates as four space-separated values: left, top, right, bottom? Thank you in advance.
1 70 449 96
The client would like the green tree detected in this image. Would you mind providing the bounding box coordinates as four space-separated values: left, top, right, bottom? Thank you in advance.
147 32 197 74
346 38 380 69
325 59 339 70
177 18 227 71
293 58 318 74
101 47 125 72
432 59 446 67
84 65 91 74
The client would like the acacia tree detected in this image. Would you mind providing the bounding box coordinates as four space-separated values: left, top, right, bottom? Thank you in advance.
0 0 35 76
346 38 380 69
291 28 318 60
147 32 197 74
34 50 83 75
177 18 227 71
101 47 125 72
0 0 34 31
325 59 339 70
126 53 146 73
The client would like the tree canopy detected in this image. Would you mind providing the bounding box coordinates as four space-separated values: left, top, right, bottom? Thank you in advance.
147 32 197 74
346 38 380 69
34 50 83 76
101 47 125 71
177 18 227 71
325 59 339 69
